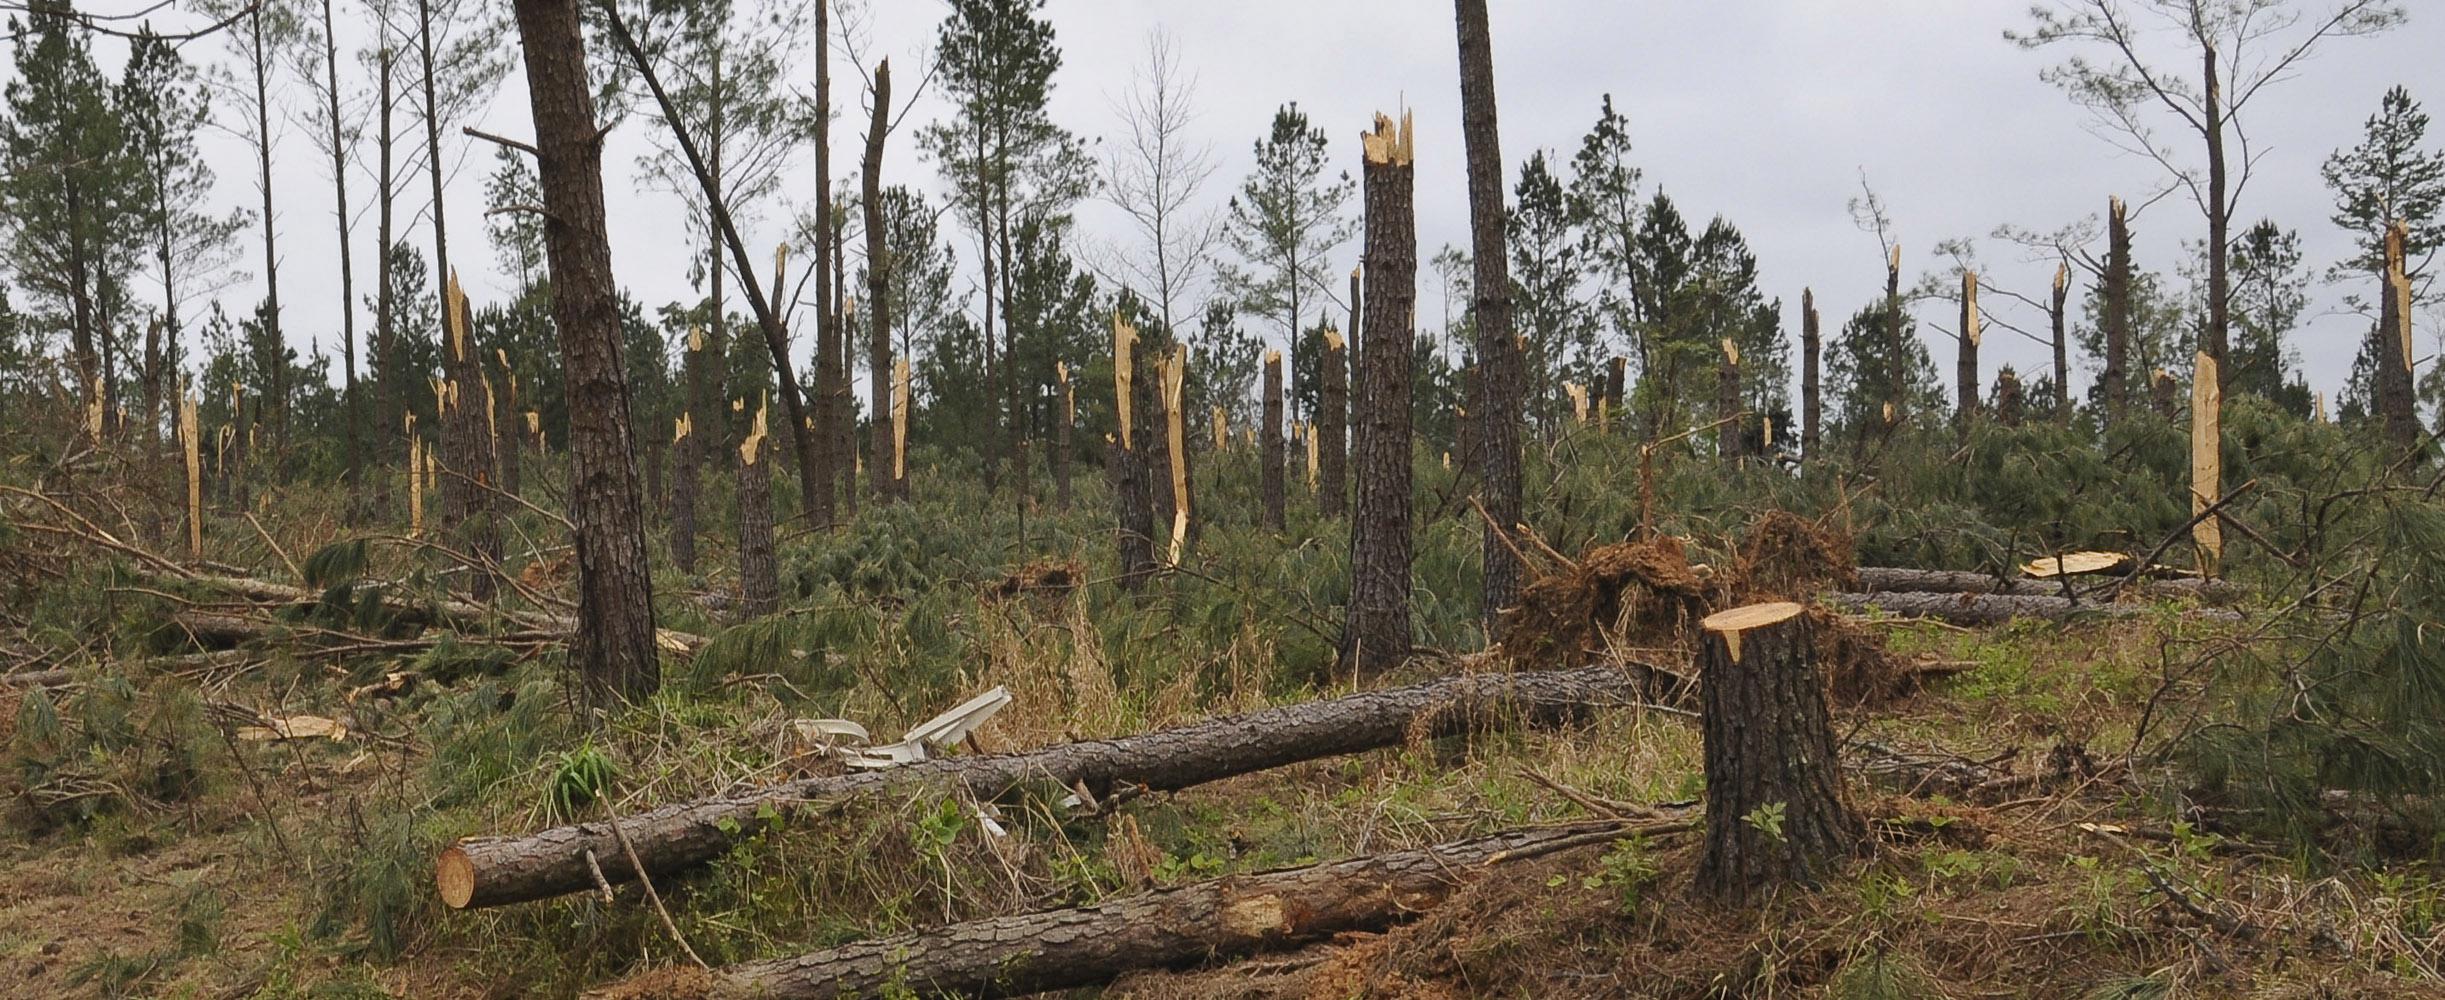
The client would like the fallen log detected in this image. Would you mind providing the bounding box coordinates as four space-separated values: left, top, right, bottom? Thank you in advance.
1856 567 2234 602
1827 591 2241 627
589 818 1681 1000
440 665 1651 910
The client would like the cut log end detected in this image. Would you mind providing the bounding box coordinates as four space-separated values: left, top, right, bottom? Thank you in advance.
436 846 477 909
1704 601 1804 663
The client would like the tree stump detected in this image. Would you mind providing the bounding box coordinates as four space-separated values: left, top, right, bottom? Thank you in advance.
1694 602 1862 903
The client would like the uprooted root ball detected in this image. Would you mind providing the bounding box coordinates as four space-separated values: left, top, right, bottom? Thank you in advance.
1499 537 1722 667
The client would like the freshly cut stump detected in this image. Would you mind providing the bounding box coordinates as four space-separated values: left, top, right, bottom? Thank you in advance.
1694 602 1862 903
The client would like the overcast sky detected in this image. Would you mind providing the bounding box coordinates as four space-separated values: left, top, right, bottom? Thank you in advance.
14 0 2440 407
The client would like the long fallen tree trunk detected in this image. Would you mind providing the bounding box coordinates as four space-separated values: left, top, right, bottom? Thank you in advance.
441 665 1650 910
1856 567 2232 601
1828 590 2241 627
589 818 1682 1000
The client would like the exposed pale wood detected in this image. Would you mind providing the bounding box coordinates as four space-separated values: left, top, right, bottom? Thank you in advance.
2021 551 2127 578
2191 351 2224 577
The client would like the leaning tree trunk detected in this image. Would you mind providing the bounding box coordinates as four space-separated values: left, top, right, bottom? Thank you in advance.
2103 197 2133 427
1801 288 1820 460
1260 349 1286 530
1318 327 1348 520
602 821 1666 1000
1455 0 1522 636
1343 113 1416 676
508 0 660 707
1694 602 1861 903
437 665 1648 910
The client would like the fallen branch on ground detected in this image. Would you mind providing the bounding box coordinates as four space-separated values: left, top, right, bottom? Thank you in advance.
439 665 1654 910
586 818 1689 1000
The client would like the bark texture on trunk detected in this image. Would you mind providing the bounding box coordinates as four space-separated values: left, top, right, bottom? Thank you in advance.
1260 350 1286 530
1318 328 1348 520
1956 271 1980 427
1604 356 1627 434
2201 41 2230 399
1885 244 1904 426
510 0 661 708
2050 261 2071 420
1826 590 2238 626
1856 566 2232 601
605 821 1657 1000
1344 113 1416 676
863 60 898 503
1694 603 1860 903
672 330 703 574
436 665 1645 910
2103 198 2133 426
1113 325 1155 590
1455 0 1522 634
1716 347 1743 461
738 403 778 618
2379 222 2418 448
1800 289 1820 460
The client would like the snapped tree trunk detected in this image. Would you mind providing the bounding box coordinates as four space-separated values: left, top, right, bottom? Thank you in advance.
1717 345 1742 461
509 0 661 707
1800 289 1820 460
863 59 897 503
1694 602 1861 903
598 820 1667 1000
2103 197 2133 426
2379 221 2418 449
1885 244 1904 427
672 328 704 574
1456 0 1522 635
738 399 778 618
2050 261 2071 421
1604 356 1627 435
1995 368 2024 427
1343 113 1417 676
1957 270 1980 428
440 278 502 601
438 665 1648 910
1318 328 1348 520
1112 322 1155 590
1260 350 1285 530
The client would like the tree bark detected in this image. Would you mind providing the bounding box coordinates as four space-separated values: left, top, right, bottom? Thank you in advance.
252 0 286 451
1855 567 2231 602
863 59 897 503
599 820 1666 1000
317 0 361 496
1956 271 1980 427
1694 603 1861 903
1260 350 1285 530
2378 222 2418 448
2201 41 2230 399
1318 328 1347 520
1343 114 1416 675
1455 0 1522 635
1995 368 2024 427
1114 328 1156 590
2103 197 2133 426
510 0 661 708
1717 348 1742 461
1885 244 1904 426
439 666 1651 910
2051 261 2071 421
738 406 778 618
1800 289 1820 460
1825 590 2237 626
374 46 398 513
1604 356 1627 435
672 328 702 574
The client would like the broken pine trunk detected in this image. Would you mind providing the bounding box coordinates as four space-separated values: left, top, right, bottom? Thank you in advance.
1261 349 1286 530
436 665 1651 910
1801 288 1820 459
1319 324 1348 520
737 396 778 618
1343 112 1416 675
